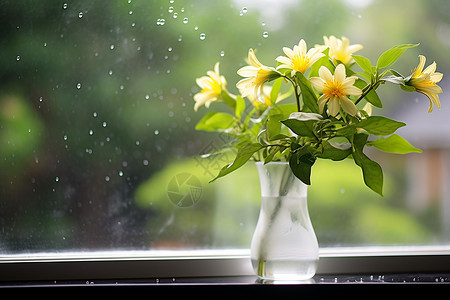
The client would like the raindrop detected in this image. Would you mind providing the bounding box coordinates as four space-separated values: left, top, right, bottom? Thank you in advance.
62 3 68 9
129 10 133 15
263 31 269 38
168 6 174 13
168 47 173 52
143 159 149 166
242 7 248 13
93 112 98 118
118 171 124 177
16 55 20 61
220 50 225 57
154 130 159 135
76 83 82 89
199 33 206 40
108 70 113 75
183 17 188 24
55 177 60 182
105 176 110 182
194 26 198 30
89 129 94 135
170 0 174 3
173 13 178 19
78 12 83 18
110 44 115 50
63 135 68 141
145 94 150 100
102 121 107 127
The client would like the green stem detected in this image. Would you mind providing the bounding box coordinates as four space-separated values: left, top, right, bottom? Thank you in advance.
354 80 382 106
283 75 301 112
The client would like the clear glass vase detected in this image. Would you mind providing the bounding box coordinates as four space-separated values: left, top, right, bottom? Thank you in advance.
251 162 319 281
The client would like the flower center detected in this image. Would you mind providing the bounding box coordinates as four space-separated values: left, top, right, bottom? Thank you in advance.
293 55 309 73
324 82 345 98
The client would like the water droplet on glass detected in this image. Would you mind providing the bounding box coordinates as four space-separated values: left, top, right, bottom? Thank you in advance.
63 135 68 141
263 31 269 38
169 0 174 3
102 121 107 127
93 112 98 118
109 70 113 75
173 13 178 19
118 171 123 177
76 83 82 89
220 50 225 57
78 12 83 18
242 7 248 13
145 94 150 100
62 3 68 9
183 17 188 24
129 10 133 15
143 159 149 166
168 6 174 13
110 44 115 50
55 177 60 182
16 55 20 61
154 130 159 135
89 129 94 135
194 26 198 30
199 33 206 40
168 47 173 52
105 176 110 182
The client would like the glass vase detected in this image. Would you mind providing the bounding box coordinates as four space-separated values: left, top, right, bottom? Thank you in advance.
251 162 319 281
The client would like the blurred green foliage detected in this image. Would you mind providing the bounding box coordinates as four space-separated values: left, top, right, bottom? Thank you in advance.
0 0 448 253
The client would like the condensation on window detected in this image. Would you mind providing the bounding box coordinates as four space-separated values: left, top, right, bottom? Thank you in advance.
0 0 449 254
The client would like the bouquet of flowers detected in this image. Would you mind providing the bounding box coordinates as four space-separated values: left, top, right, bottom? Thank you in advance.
193 36 443 196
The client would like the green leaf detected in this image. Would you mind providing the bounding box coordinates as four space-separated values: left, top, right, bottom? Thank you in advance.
281 119 316 138
235 95 246 119
289 147 316 185
400 85 416 92
310 48 335 78
352 133 384 196
195 111 236 131
269 77 283 105
353 55 373 74
210 143 263 182
221 90 236 111
368 134 422 154
354 79 382 108
357 116 405 136
295 71 319 113
317 140 352 161
376 44 419 69
266 104 297 141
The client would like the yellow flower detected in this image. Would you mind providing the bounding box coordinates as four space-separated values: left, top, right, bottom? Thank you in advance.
407 55 443 113
193 62 227 111
236 49 279 99
275 39 325 76
309 64 361 117
316 36 363 65
247 85 290 109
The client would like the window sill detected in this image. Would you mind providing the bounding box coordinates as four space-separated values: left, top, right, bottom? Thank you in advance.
1 246 450 282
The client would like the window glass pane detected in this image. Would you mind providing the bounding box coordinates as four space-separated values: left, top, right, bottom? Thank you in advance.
1 0 449 255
